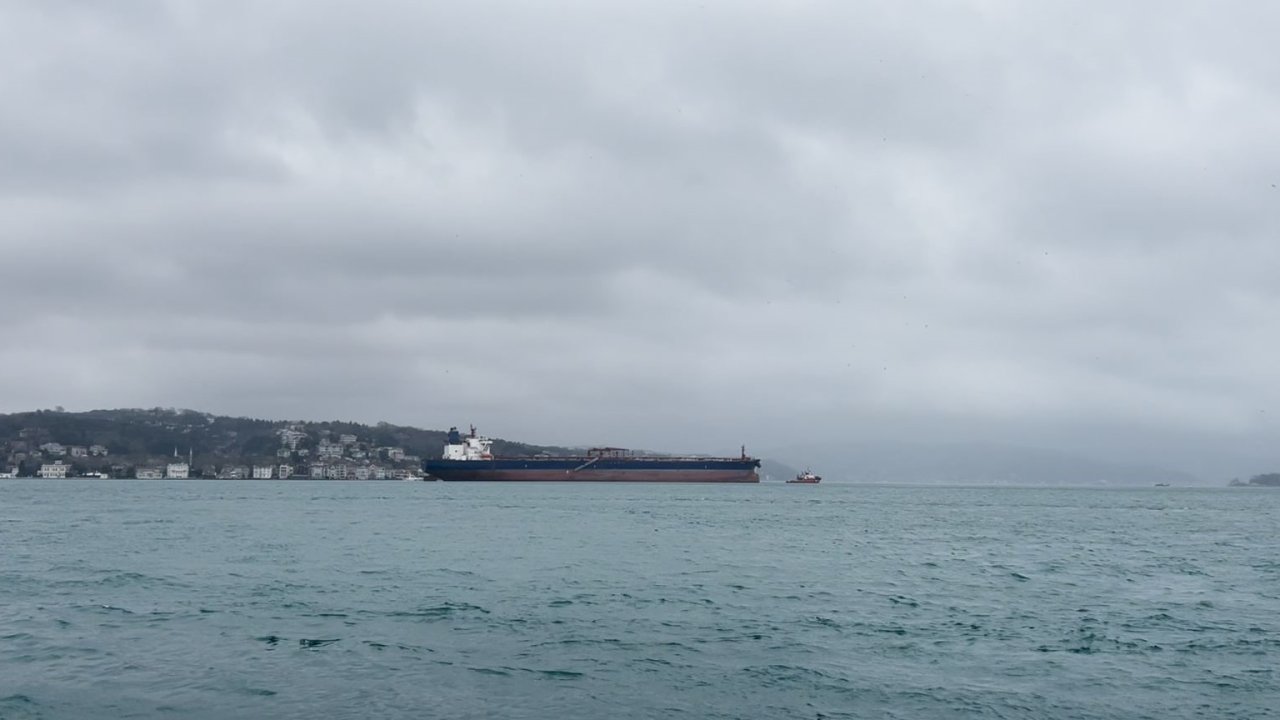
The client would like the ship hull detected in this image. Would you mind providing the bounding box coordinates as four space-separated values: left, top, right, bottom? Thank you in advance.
423 457 760 483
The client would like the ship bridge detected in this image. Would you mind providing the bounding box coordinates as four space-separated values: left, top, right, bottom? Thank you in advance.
442 425 493 461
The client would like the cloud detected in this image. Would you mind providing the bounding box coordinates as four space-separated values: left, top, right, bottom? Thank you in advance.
2 0 1278 476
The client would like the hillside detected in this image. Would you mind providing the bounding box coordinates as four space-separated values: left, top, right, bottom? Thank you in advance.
1229 473 1280 487
758 441 1201 486
0 408 574 479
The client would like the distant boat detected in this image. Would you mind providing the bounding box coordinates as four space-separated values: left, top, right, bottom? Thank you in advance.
787 469 821 484
1154 483 1170 487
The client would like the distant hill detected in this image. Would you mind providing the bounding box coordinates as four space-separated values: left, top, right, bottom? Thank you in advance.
4 408 1205 485
759 458 803 483
0 408 575 478
1229 473 1280 487
761 441 1200 486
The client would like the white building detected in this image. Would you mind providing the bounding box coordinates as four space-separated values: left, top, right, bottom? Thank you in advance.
252 465 274 479
325 465 348 480
89 445 109 456
38 462 68 479
0 469 15 478
353 466 371 481
166 463 190 479
318 440 343 458
387 447 405 461
39 442 66 456
339 434 358 445
136 467 164 479
310 464 326 479
69 446 88 457
277 428 307 450
277 464 293 479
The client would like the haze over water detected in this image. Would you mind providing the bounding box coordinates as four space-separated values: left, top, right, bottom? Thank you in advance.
2 480 1277 719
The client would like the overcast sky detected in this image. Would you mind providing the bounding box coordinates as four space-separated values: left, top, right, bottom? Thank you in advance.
3 1 1278 474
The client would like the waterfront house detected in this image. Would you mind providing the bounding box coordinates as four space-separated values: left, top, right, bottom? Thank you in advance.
38 461 69 478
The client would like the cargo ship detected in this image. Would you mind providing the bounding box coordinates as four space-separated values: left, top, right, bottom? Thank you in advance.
422 426 761 483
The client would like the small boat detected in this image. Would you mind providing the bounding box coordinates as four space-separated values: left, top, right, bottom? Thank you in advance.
787 469 821 484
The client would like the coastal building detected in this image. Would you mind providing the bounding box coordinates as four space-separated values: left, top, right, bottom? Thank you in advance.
0 469 15 478
166 463 190 479
135 467 164 479
277 428 307 450
277 464 292 479
309 464 326 479
353 465 371 481
39 442 66 456
318 440 343 458
38 462 68 479
252 465 274 479
325 465 348 480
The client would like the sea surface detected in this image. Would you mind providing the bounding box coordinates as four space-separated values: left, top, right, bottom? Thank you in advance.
1 480 1277 719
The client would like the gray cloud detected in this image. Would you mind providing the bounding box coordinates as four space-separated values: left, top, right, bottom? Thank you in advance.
3 1 1279 478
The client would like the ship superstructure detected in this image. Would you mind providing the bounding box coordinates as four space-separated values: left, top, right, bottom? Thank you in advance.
442 425 493 460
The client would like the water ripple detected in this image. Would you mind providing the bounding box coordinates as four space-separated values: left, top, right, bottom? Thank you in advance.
1 480 1278 719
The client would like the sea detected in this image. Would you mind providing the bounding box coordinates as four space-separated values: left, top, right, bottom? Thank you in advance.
1 480 1277 720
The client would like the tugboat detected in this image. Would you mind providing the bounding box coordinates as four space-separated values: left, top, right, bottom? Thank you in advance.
787 469 821 484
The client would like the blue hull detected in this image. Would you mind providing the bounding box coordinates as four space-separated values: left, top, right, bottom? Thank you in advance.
422 457 761 483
